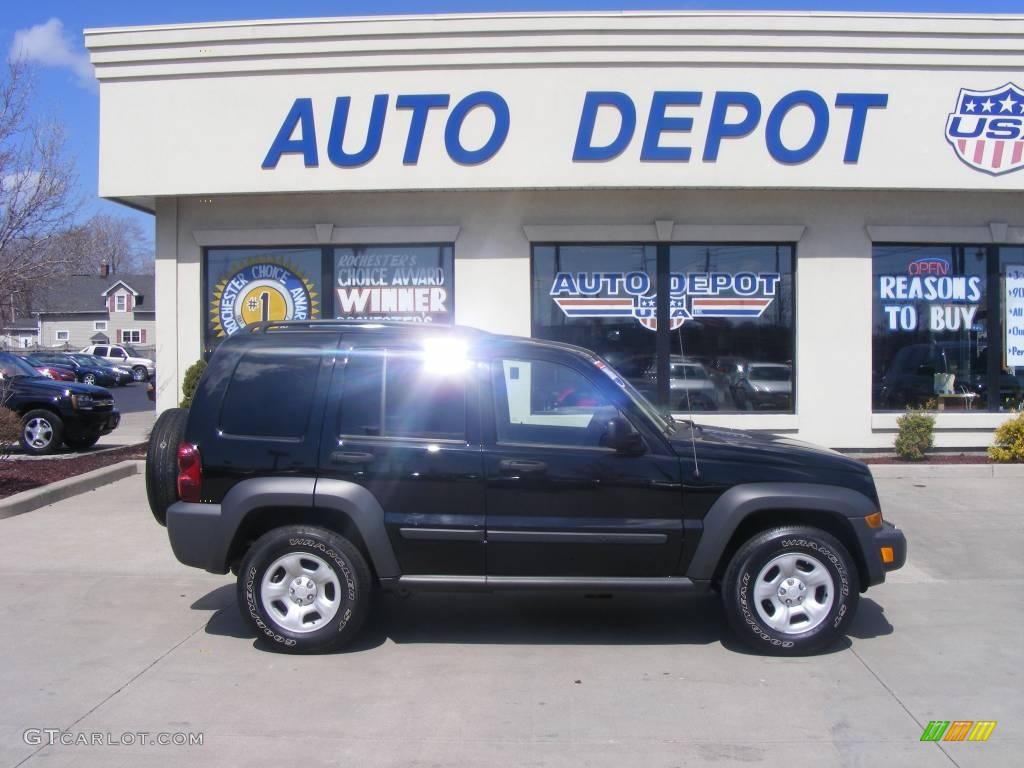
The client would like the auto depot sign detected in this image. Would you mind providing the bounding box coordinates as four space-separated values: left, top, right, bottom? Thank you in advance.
95 67 1024 196
262 89 888 170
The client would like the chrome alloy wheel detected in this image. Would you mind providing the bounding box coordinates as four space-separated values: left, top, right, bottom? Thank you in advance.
23 417 55 450
83 373 96 385
260 553 342 634
753 553 835 634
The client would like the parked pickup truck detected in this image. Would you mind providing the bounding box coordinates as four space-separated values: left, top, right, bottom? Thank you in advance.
146 321 906 655
80 344 155 382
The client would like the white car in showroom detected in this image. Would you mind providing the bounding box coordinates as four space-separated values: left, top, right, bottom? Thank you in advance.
80 344 155 382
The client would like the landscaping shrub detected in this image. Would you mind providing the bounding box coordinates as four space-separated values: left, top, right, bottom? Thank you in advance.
179 359 207 409
988 412 1024 463
894 409 935 461
0 403 20 461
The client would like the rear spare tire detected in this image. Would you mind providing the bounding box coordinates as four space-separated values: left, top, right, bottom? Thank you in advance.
146 407 188 526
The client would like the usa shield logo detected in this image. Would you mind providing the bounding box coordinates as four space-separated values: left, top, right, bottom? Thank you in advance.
945 83 1024 176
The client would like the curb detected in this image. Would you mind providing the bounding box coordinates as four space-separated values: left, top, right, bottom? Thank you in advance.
870 463 1024 479
0 460 144 520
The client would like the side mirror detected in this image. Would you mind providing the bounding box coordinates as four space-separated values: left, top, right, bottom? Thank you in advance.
604 415 646 455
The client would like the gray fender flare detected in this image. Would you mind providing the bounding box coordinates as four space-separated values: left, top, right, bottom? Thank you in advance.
212 477 398 577
685 482 876 580
313 478 400 578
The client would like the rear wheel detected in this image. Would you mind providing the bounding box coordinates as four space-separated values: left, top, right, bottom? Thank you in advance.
132 366 148 382
721 526 859 655
20 410 64 456
238 525 372 653
82 373 97 385
145 407 188 526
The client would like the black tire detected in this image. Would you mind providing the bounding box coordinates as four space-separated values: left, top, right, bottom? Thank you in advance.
132 366 148 382
721 526 859 656
20 409 64 456
64 432 101 451
238 525 372 653
145 407 188 526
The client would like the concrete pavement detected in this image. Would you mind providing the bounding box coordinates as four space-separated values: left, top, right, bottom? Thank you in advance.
0 474 1020 767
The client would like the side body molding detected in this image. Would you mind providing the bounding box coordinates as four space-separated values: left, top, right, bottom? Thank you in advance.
685 482 877 580
314 478 401 578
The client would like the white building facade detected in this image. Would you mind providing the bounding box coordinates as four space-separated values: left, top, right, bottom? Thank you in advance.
86 12 1024 448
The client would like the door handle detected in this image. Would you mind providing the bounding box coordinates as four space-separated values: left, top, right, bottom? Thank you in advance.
330 451 375 465
499 459 547 475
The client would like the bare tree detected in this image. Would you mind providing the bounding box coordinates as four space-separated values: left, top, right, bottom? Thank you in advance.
67 213 152 275
0 59 79 293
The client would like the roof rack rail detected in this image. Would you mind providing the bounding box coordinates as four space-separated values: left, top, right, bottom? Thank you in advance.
245 319 487 334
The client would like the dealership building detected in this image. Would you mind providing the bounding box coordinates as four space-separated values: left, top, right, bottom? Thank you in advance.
85 11 1024 448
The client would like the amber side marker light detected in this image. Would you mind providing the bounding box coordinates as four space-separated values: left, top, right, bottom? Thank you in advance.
880 547 896 564
864 512 883 529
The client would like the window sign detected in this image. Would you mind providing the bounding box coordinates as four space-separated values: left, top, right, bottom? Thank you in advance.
333 246 453 324
205 248 322 354
877 257 983 333
1007 265 1024 367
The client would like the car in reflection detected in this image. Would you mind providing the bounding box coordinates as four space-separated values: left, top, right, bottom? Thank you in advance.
661 357 718 411
878 342 1023 409
29 351 121 388
17 354 77 382
732 362 793 410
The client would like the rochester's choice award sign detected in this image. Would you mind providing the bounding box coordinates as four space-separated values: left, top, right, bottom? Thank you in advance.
334 246 453 324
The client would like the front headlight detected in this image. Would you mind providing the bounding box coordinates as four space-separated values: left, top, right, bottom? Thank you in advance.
71 394 94 410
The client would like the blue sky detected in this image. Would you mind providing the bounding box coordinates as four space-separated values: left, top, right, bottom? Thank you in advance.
4 0 1023 246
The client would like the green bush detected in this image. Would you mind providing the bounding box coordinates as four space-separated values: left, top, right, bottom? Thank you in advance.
894 409 935 461
988 412 1024 463
179 359 207 409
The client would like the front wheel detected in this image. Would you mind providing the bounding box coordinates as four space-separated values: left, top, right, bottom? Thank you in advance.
20 410 65 456
132 366 148 382
238 526 372 653
721 526 859 655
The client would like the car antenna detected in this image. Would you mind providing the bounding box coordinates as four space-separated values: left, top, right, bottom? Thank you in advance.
675 325 701 479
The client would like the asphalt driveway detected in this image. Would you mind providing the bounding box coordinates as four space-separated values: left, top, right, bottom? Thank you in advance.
0 473 1020 767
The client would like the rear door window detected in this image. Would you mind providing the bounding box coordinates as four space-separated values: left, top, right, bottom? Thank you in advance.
220 348 322 438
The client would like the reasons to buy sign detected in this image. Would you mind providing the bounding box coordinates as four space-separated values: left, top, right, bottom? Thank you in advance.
1006 265 1024 366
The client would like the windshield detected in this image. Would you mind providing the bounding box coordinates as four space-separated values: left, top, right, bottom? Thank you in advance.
590 354 675 434
749 366 791 382
670 364 708 380
0 353 43 378
123 346 141 357
70 354 105 367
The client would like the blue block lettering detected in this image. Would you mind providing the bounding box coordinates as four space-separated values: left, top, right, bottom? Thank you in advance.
444 91 510 165
573 92 637 162
703 91 761 162
396 94 451 165
262 98 318 169
641 91 702 162
327 94 389 168
835 93 888 163
766 91 830 164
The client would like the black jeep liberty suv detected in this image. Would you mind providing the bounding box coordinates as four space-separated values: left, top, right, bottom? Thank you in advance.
146 321 906 655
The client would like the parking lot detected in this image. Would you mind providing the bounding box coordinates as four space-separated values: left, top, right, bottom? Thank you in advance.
0 472 1020 767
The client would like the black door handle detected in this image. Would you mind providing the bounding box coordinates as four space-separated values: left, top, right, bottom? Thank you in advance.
330 451 375 465
499 459 547 475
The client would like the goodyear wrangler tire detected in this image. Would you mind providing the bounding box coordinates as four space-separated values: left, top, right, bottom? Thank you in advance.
721 526 859 656
238 526 371 653
145 407 188 526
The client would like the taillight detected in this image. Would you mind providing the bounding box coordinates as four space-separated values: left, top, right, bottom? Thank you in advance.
177 443 202 503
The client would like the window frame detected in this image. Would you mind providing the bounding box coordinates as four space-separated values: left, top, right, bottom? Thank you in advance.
115 294 127 312
336 345 470 445
872 242 1008 413
94 321 108 332
54 330 69 342
529 241 798 413
120 329 142 344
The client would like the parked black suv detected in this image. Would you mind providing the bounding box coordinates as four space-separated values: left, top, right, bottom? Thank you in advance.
1 352 120 454
147 321 906 655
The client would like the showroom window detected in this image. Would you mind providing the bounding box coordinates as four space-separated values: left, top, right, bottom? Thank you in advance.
203 244 453 356
873 245 1023 412
532 243 796 413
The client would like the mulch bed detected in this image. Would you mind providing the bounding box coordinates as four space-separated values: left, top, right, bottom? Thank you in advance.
859 453 994 465
0 444 147 499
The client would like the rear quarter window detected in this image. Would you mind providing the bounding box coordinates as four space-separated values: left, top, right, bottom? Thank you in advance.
219 348 322 438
